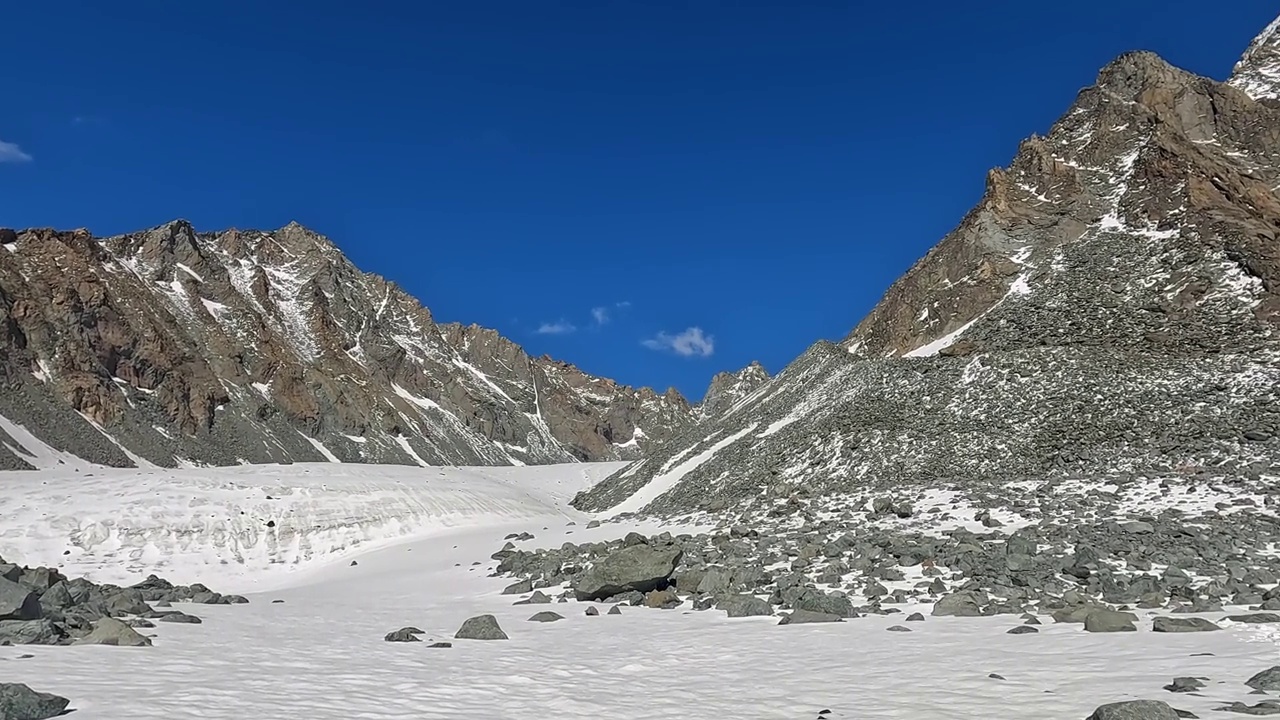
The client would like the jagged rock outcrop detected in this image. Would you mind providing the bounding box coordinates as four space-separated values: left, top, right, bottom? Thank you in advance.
697 361 770 420
0 221 695 469
574 18 1280 516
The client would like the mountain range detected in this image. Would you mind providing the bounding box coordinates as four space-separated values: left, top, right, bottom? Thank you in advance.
4 17 1279 525
0 221 768 470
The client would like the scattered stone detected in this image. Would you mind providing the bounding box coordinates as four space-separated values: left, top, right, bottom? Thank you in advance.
528 611 564 623
988 673 1005 680
454 614 508 640
906 612 925 622
1007 625 1039 634
427 642 452 648
585 606 599 617
607 605 623 616
887 625 912 632
512 590 552 605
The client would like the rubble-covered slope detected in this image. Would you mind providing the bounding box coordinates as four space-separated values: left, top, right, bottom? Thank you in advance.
574 28 1280 516
0 222 694 469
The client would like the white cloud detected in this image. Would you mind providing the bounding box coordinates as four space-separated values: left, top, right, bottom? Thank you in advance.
0 140 32 163
536 320 576 335
616 301 632 309
591 307 610 326
642 327 714 358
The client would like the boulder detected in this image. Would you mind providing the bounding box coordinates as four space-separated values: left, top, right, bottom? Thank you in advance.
384 627 422 642
571 543 682 601
0 683 70 720
716 594 774 618
527 611 564 622
1084 609 1138 633
454 614 508 640
501 579 532 595
644 588 682 609
74 617 152 647
1247 667 1280 692
1152 616 1220 633
0 578 41 622
1086 700 1180 720
931 591 984 617
0 620 64 646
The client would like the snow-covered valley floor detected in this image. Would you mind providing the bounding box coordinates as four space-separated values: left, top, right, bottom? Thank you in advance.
2 463 1279 719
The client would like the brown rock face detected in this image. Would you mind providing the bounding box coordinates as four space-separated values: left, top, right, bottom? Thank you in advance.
844 49 1280 359
0 221 695 469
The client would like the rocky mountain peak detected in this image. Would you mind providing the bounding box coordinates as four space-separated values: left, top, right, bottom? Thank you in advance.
1230 13 1280 100
698 360 771 419
574 17 1280 519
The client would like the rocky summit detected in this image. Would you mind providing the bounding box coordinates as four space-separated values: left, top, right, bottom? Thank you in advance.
0 221 713 469
574 22 1280 519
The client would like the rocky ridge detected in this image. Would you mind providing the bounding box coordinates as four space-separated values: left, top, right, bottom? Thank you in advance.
574 20 1280 518
696 361 770 420
0 221 702 469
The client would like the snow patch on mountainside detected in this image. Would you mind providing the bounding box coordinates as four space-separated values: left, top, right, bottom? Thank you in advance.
603 424 760 518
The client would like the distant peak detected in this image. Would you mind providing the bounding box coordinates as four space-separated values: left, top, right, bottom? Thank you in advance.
1230 13 1280 100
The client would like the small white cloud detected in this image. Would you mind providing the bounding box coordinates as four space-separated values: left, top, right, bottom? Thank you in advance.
536 320 576 335
591 307 610 326
642 327 714 358
0 140 32 163
616 301 632 309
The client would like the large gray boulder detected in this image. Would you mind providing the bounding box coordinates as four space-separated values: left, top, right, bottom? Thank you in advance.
931 590 985 617
0 577 41 621
571 542 682 601
74 617 152 647
1086 700 1180 720
778 609 843 625
1247 666 1280 691
454 614 508 640
0 683 70 720
1084 609 1138 633
716 594 774 618
1152 616 1220 633
0 619 64 646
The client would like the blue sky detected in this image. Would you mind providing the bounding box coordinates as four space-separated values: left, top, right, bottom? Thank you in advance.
2 1 1274 399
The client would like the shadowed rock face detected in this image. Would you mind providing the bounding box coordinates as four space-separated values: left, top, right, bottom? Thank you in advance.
575 20 1280 517
0 221 698 469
